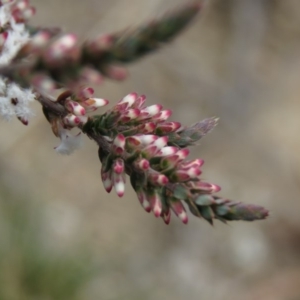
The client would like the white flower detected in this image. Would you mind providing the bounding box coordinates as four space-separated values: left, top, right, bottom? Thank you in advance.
54 129 83 155
0 1 34 122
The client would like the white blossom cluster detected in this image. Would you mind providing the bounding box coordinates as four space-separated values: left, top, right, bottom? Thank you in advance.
0 1 35 123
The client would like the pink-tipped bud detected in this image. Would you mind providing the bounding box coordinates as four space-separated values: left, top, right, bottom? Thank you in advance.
140 104 162 119
65 100 86 116
113 158 125 174
160 154 181 170
170 200 188 224
147 191 162 217
161 208 171 225
119 108 140 123
138 134 158 146
180 159 204 170
112 172 126 197
156 122 181 133
152 136 168 150
193 181 221 193
171 167 201 182
78 87 94 100
63 114 87 126
132 94 146 109
141 145 159 159
157 146 177 157
134 158 150 171
138 122 156 133
101 169 113 193
175 148 190 161
152 109 172 122
118 92 138 108
83 98 109 111
17 116 28 126
136 189 151 213
113 134 126 155
148 172 169 186
126 136 142 150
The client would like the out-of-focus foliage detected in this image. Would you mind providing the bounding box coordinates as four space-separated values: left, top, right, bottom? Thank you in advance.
0 187 96 300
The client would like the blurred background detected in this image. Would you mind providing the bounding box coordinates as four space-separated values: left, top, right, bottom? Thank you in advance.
1 0 300 299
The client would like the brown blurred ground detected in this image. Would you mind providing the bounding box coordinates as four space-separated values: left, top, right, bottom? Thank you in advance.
1 0 300 299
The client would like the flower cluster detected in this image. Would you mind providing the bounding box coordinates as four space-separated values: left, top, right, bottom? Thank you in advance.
42 87 108 155
0 0 35 124
80 93 268 225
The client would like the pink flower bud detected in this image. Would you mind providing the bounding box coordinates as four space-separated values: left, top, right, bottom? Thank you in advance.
139 104 162 119
152 136 168 150
118 92 138 108
175 148 190 161
148 172 169 186
126 136 142 150
17 116 28 125
132 94 146 109
141 145 159 159
170 200 188 224
77 87 94 100
82 98 109 111
161 208 171 225
101 169 113 193
147 191 162 217
65 100 86 116
138 122 156 133
192 181 221 193
136 189 151 213
156 122 181 133
112 172 126 197
112 134 126 155
119 108 140 123
113 158 125 174
137 134 158 146
151 109 172 122
180 159 204 170
157 146 178 157
134 158 150 171
171 167 201 182
63 114 88 126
